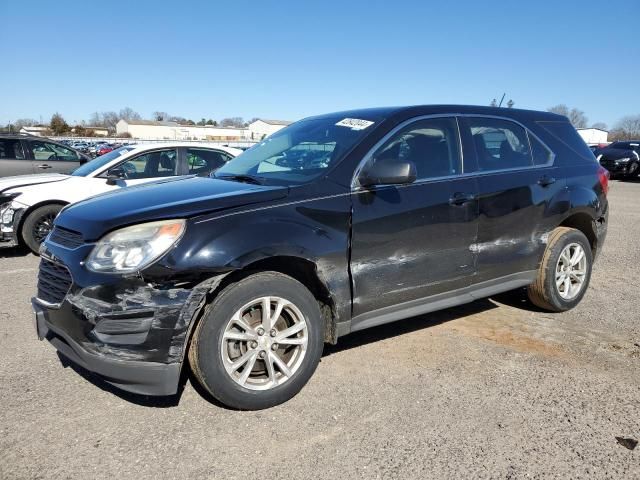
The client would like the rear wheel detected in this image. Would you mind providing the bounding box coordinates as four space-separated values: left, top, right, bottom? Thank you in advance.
21 204 63 254
527 227 592 312
189 272 324 410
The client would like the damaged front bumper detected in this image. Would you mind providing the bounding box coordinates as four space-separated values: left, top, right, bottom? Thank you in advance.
0 200 25 248
32 299 182 395
32 255 226 396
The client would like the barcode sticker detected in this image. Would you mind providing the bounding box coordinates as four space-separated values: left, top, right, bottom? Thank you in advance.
335 118 375 131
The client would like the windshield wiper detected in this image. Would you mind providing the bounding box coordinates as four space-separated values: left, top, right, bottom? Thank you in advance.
213 173 263 185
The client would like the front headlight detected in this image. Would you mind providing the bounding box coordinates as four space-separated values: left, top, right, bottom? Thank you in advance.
615 157 631 164
1 207 15 225
86 219 186 273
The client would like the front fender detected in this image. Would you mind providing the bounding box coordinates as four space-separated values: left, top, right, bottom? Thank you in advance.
147 191 354 324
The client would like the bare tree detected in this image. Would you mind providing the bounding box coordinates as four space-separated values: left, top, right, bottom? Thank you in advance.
610 115 640 140
568 109 588 128
506 99 515 108
548 104 570 117
490 99 497 107
101 112 119 132
118 107 141 122
153 111 170 122
547 105 588 128
220 117 245 128
12 118 39 129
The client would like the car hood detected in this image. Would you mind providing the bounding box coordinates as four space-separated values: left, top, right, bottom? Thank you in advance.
599 148 638 161
0 173 69 194
56 176 289 241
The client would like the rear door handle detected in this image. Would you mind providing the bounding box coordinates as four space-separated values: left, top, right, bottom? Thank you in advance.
537 175 556 187
449 192 476 206
36 164 52 169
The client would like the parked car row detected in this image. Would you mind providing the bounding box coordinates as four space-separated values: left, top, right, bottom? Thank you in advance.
0 142 240 253
60 140 131 158
2 106 609 410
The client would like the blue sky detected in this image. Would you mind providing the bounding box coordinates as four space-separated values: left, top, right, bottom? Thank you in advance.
1 0 638 128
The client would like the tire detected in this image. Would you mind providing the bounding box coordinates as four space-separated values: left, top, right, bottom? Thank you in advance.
189 271 324 410
527 227 593 312
626 162 639 179
21 204 63 254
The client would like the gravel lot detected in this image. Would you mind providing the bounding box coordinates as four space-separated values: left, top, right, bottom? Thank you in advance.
1 181 638 479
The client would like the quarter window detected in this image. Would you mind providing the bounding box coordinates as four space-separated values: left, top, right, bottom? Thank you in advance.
118 149 177 179
187 148 230 176
370 117 461 180
0 139 25 160
468 118 532 170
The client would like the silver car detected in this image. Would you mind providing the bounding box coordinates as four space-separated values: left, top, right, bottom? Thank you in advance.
0 134 89 177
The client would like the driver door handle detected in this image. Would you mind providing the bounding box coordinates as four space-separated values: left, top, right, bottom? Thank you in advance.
36 164 52 169
449 192 476 206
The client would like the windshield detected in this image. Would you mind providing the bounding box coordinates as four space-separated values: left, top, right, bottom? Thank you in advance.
214 115 379 184
71 146 136 176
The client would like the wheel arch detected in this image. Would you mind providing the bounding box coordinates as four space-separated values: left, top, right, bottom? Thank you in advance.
559 211 598 256
16 200 69 244
179 254 341 372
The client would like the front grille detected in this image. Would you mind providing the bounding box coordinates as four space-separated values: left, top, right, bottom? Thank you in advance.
37 259 72 305
48 226 84 249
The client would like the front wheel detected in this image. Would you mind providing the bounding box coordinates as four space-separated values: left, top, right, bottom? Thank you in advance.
527 227 593 312
21 204 63 254
189 272 324 410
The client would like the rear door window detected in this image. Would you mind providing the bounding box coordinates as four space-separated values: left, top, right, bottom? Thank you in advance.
187 148 231 176
528 134 554 165
0 139 25 160
118 148 178 179
30 141 79 161
467 117 532 171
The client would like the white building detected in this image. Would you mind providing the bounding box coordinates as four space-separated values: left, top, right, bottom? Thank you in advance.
19 126 49 136
82 126 109 137
577 128 608 145
248 119 291 140
116 120 249 141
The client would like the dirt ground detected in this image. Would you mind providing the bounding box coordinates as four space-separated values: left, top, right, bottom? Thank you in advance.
0 180 638 479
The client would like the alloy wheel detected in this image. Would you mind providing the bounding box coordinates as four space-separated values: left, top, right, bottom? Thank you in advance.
220 296 308 390
555 243 587 300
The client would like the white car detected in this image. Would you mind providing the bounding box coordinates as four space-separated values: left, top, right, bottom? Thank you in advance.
0 142 241 253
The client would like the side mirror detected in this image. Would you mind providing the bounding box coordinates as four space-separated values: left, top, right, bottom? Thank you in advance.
105 167 126 185
358 157 417 188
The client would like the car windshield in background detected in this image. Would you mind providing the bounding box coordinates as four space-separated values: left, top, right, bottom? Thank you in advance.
71 146 136 176
214 116 378 185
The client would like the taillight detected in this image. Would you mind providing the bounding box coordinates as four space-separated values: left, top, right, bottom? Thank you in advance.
597 166 609 195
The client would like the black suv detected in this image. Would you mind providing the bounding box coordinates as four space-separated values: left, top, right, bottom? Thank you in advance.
32 106 609 409
597 141 640 179
0 133 89 177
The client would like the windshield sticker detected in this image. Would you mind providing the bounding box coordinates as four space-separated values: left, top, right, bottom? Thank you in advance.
335 118 375 131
